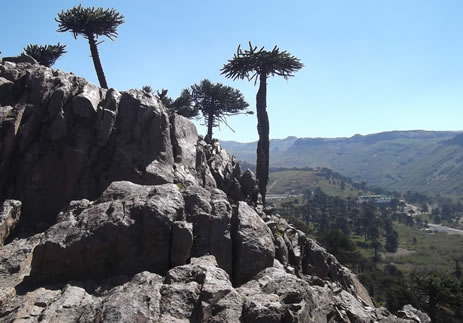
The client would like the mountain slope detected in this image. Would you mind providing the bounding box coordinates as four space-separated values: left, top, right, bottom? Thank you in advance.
222 130 463 195
268 168 371 198
222 136 298 164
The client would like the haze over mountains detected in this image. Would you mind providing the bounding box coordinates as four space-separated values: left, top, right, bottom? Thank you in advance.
221 130 463 196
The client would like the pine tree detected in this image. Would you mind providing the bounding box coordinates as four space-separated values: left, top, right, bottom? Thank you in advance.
56 5 124 88
190 79 250 142
23 43 66 67
221 42 302 202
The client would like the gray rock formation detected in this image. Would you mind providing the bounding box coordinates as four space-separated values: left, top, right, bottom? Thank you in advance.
0 61 431 322
0 199 21 245
0 61 204 229
27 182 187 283
232 201 275 285
397 305 432 323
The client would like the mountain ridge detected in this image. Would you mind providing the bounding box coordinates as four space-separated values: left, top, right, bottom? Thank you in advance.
221 130 463 196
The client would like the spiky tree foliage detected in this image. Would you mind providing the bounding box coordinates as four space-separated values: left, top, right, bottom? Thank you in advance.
157 89 199 119
190 79 250 142
142 85 154 95
56 5 124 88
23 43 66 67
221 42 303 203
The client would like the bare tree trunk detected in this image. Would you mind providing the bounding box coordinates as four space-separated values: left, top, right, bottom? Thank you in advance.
206 110 214 143
87 34 108 89
256 73 269 204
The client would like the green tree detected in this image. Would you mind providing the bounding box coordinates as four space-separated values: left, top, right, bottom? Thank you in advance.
384 219 399 252
410 271 463 322
385 231 399 253
190 79 250 142
56 5 124 89
221 43 303 203
157 88 199 118
317 229 363 268
284 215 311 235
141 85 154 95
370 239 382 262
23 43 66 67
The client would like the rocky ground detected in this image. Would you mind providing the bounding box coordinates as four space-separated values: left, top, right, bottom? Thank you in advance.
0 57 430 322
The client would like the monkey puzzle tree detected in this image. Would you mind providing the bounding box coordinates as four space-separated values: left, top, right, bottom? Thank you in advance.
56 5 124 89
221 42 303 202
190 79 250 142
157 88 199 119
23 43 66 67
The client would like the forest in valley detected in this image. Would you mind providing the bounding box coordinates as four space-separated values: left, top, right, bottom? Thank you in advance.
272 169 463 322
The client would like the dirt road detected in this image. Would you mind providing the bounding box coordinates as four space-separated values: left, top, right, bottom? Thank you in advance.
428 224 463 236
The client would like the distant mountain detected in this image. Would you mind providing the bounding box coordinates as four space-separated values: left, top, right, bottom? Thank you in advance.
222 136 298 164
221 130 463 196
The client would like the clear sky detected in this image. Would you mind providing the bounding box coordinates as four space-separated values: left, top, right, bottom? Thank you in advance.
2 0 462 142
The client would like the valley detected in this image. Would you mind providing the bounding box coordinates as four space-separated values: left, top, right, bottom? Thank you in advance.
263 166 463 319
222 130 463 197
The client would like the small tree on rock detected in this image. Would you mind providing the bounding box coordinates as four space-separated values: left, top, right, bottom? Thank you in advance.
157 88 199 119
56 5 124 88
23 43 66 67
190 79 250 142
221 42 303 203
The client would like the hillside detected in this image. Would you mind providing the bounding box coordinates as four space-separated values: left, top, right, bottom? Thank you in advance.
222 131 463 196
268 168 370 199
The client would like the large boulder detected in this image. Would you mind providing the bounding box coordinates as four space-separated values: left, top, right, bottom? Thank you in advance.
232 201 275 285
27 182 186 283
171 221 193 267
170 114 198 168
184 186 233 277
239 168 260 201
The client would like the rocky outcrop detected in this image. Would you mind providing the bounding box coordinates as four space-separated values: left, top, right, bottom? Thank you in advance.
2 256 242 322
22 181 275 288
0 199 21 245
0 60 430 322
232 201 275 285
0 60 257 231
397 305 432 323
27 182 186 283
1 254 428 322
0 61 205 229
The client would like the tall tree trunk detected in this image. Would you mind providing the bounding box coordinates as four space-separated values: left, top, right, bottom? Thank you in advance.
87 34 108 89
206 110 214 143
256 73 269 204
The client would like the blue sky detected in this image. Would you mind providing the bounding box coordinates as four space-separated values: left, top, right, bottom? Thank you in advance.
2 0 462 142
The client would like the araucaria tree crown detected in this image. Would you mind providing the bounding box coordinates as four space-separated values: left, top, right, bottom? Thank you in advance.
23 43 67 67
56 5 124 89
56 5 124 40
191 79 250 142
221 42 303 203
221 42 303 83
